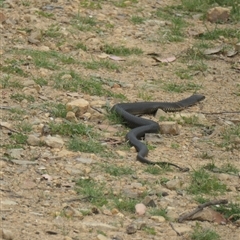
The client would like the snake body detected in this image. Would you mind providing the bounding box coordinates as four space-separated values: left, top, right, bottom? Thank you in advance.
111 94 205 171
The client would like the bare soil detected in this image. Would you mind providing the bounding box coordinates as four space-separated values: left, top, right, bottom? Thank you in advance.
0 0 240 240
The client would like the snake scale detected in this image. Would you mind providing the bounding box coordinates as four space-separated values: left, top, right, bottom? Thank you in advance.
111 94 205 171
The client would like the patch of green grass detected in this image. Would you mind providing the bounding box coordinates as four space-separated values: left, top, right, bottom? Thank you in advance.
182 116 202 126
13 49 76 70
204 162 239 174
188 168 227 195
80 0 102 9
220 125 240 150
131 16 145 24
71 15 97 31
10 133 28 144
171 143 180 149
181 0 240 22
33 77 48 86
49 122 92 136
68 137 105 154
163 82 202 93
197 152 213 159
213 202 240 222
17 122 32 133
9 108 26 115
75 42 88 51
198 28 240 41
113 197 139 213
50 103 67 118
75 179 108 206
0 76 24 88
142 227 156 235
83 59 119 70
53 71 125 99
191 223 220 240
102 44 143 56
144 166 165 175
44 24 63 38
149 208 169 220
0 61 28 77
137 90 153 101
36 11 54 18
10 93 35 102
113 0 138 8
104 165 134 176
155 9 188 42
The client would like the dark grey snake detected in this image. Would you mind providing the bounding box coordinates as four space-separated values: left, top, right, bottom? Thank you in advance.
111 94 205 171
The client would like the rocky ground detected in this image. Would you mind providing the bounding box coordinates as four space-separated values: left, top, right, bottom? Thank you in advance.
0 0 240 239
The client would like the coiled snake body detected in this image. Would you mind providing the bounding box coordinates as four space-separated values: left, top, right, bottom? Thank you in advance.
111 94 205 171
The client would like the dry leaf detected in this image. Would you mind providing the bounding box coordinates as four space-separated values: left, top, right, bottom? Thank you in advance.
108 55 125 61
203 45 223 55
153 56 176 63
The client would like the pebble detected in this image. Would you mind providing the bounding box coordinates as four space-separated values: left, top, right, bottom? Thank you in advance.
44 135 64 148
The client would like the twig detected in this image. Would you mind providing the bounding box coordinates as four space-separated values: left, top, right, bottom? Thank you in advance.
0 106 12 110
0 124 20 133
178 199 228 223
169 222 181 236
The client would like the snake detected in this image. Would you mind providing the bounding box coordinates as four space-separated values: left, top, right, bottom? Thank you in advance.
111 94 205 171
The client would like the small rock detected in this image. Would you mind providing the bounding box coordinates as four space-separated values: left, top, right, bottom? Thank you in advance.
97 234 109 240
159 121 180 135
66 99 89 117
62 206 84 219
126 223 137 234
150 215 166 223
11 160 37 165
165 179 182 190
135 203 146 215
142 196 157 207
66 111 77 122
1 200 18 205
27 134 41 146
7 148 24 159
75 157 93 164
44 135 64 148
170 224 192 235
155 108 168 119
116 150 127 157
207 7 230 23
0 12 6 23
0 228 14 240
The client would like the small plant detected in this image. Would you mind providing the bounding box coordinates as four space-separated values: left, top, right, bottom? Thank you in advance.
191 223 220 240
163 82 202 93
137 90 153 101
71 15 97 31
75 178 108 206
49 122 93 136
50 103 67 118
102 44 143 56
104 165 134 176
33 77 48 86
149 208 169 220
171 143 180 149
220 125 240 150
142 226 156 235
75 42 87 51
144 165 164 175
188 168 227 195
131 16 145 24
17 122 32 133
10 133 28 144
198 152 213 159
10 93 35 102
204 162 239 174
68 137 104 154
213 202 240 222
83 60 119 71
36 11 54 18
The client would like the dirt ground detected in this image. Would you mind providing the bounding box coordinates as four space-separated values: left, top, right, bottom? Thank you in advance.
0 0 240 239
